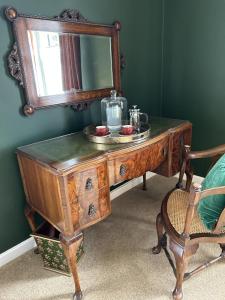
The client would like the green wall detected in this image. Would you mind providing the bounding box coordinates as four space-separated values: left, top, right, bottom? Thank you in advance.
0 0 163 253
162 0 225 174
2 0 224 254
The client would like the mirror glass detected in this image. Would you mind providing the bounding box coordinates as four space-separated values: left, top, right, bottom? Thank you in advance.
27 30 113 97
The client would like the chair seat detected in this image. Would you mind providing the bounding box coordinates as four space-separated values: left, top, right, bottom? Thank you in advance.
167 189 210 234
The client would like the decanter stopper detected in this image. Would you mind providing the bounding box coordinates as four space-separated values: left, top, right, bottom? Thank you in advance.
110 90 117 99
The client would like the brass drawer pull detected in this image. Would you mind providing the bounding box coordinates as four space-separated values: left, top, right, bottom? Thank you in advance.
120 164 127 176
88 203 96 217
85 178 93 190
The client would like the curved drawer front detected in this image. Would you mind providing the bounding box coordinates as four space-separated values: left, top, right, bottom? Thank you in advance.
114 137 168 183
67 161 110 230
146 136 168 171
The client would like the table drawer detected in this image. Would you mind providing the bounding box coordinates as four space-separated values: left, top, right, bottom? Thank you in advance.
73 162 108 195
114 137 168 183
67 161 110 230
155 124 192 177
78 190 101 227
146 136 168 171
79 186 111 226
68 187 110 229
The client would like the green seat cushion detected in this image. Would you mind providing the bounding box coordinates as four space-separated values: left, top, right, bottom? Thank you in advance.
197 154 225 230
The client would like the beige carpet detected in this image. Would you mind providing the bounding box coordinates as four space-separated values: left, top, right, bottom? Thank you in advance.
0 175 225 300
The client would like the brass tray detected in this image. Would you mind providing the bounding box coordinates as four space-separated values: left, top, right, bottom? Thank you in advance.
83 124 150 144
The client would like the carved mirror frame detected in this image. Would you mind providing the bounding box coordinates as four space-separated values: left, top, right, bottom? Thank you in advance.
5 7 121 115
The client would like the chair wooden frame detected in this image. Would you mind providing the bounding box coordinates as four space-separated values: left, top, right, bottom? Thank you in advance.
152 144 225 300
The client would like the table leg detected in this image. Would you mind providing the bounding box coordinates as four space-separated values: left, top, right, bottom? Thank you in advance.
24 205 37 232
24 205 40 254
143 173 147 190
60 233 83 300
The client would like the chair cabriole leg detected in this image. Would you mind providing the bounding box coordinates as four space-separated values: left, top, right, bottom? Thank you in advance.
171 247 188 300
152 213 164 254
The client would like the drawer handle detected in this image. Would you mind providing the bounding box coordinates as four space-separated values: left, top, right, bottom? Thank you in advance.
85 178 93 190
88 203 97 217
120 164 127 176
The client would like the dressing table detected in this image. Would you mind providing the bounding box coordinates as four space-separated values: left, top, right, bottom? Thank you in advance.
5 7 192 300
17 117 191 299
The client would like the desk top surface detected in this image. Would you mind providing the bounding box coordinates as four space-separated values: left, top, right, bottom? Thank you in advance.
17 117 189 172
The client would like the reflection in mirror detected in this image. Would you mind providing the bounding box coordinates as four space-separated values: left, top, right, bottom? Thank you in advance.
27 31 113 97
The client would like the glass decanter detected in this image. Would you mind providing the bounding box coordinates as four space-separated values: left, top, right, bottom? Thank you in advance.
101 90 127 131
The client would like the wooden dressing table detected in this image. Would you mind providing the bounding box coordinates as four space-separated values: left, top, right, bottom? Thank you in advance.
17 117 191 299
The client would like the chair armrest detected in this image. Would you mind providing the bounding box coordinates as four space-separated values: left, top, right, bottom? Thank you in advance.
177 144 225 191
187 144 225 160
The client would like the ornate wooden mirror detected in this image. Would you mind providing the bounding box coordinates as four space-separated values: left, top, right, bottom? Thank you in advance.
5 7 121 115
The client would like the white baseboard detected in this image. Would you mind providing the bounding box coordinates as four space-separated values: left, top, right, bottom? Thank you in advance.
0 237 36 268
0 172 203 268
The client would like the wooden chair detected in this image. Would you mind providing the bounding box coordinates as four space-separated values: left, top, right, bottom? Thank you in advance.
152 144 225 300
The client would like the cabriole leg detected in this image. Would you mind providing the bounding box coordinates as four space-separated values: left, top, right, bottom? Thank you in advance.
152 213 164 254
171 250 188 300
60 233 83 300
